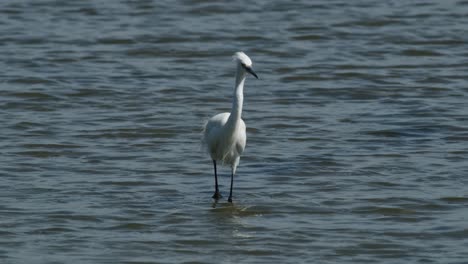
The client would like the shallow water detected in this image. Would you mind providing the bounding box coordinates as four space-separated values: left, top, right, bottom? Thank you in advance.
1 0 468 263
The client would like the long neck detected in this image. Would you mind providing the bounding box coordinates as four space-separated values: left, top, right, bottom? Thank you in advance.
228 64 246 125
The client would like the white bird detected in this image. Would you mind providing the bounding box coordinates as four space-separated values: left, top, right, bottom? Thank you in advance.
202 51 258 203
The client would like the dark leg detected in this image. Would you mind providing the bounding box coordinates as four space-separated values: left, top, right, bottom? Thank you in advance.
212 160 222 199
228 169 234 203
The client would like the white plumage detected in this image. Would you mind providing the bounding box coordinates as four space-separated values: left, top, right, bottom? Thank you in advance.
203 112 246 167
202 51 258 203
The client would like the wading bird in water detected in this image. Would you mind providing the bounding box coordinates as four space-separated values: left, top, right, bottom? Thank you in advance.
202 52 258 203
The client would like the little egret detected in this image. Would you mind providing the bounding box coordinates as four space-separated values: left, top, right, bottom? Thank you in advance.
202 51 258 203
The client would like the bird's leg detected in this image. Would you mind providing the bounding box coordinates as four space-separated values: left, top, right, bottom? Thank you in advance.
212 160 222 199
228 169 234 203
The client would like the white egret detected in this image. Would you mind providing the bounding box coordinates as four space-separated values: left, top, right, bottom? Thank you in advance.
202 51 258 203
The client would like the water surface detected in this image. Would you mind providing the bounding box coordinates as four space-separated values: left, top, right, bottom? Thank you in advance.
1 0 468 263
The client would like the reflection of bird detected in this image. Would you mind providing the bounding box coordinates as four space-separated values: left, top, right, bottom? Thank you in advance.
202 52 258 203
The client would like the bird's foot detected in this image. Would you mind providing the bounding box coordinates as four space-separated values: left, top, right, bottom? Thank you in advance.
212 192 222 200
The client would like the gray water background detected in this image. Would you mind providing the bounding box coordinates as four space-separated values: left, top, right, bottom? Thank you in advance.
1 0 468 263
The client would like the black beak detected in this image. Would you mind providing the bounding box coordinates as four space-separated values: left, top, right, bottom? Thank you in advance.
245 66 258 79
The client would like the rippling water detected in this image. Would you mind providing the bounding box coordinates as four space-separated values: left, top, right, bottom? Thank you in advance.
1 0 468 263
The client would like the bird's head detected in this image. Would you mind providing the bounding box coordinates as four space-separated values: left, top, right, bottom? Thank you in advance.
233 51 258 79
